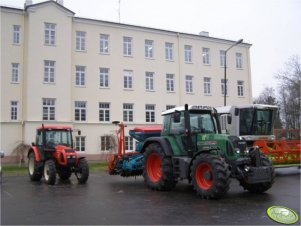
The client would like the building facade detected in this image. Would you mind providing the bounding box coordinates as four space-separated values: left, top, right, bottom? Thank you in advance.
0 1 252 161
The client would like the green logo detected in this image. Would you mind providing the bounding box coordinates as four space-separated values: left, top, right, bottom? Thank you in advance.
267 206 299 224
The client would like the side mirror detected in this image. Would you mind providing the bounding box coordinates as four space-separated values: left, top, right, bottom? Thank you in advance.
31 142 36 146
173 112 181 123
234 108 239 116
227 115 232 124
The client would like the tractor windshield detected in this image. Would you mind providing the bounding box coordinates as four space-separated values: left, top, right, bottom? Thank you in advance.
45 130 72 147
190 113 216 134
239 108 274 135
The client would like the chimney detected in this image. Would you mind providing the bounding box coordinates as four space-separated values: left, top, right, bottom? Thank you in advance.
56 0 64 5
24 0 32 7
199 31 209 37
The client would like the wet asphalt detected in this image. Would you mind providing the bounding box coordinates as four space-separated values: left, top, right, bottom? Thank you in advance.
1 168 300 225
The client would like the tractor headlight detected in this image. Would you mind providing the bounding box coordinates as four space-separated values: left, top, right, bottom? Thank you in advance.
235 148 240 154
244 166 250 172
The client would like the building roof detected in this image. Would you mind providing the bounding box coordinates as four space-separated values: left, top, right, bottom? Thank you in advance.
25 0 75 15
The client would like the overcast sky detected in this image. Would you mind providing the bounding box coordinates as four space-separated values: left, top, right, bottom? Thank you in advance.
1 0 300 97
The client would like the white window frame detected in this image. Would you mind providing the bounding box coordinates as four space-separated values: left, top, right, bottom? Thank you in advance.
165 42 174 61
236 52 243 69
75 136 86 152
11 63 20 83
123 36 133 56
44 23 56 46
44 60 55 84
123 103 134 122
145 104 155 123
145 72 154 91
237 81 244 97
123 70 133 89
76 31 86 51
99 102 110 122
185 75 193 93
202 47 210 65
166 105 176 110
220 50 226 67
75 66 85 86
125 136 134 151
184 45 192 63
42 98 55 121
221 79 228 96
100 135 111 151
100 34 109 54
13 25 20 45
10 101 19 121
74 101 87 122
145 40 154 58
100 68 109 88
166 74 175 92
204 77 211 95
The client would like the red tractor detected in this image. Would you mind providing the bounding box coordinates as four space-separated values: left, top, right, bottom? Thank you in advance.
27 125 89 185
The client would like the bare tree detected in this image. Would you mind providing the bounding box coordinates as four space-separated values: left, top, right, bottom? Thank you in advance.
275 55 301 130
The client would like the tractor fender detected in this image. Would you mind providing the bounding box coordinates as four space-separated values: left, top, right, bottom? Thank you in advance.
141 137 173 156
27 146 42 162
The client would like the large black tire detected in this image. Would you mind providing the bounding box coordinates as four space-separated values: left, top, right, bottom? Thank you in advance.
190 154 231 199
239 155 275 193
28 151 42 181
43 159 56 185
58 167 72 180
142 143 177 191
75 158 89 184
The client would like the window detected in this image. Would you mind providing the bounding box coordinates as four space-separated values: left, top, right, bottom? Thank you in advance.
237 81 244 97
99 103 110 122
125 136 134 151
100 34 109 54
13 25 20 44
236 53 243 69
123 70 133 89
123 103 133 122
220 50 226 67
11 63 19 83
166 74 175 92
44 60 55 83
202 48 210 65
76 31 86 51
166 105 176 110
100 135 111 151
42 98 55 121
123 36 132 56
145 104 155 123
145 40 154 58
204 77 211 95
44 23 56 45
75 66 85 86
11 101 18 121
221 79 228 95
185 75 193 93
145 72 154 91
75 101 86 121
184 45 192 62
75 136 86 152
165 42 173 60
100 68 109 88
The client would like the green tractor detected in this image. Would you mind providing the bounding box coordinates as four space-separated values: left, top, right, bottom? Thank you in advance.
140 104 275 199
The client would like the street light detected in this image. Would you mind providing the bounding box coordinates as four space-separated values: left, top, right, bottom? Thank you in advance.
224 38 243 106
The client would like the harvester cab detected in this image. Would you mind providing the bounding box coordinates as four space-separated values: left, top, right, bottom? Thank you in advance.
28 125 89 185
108 104 275 199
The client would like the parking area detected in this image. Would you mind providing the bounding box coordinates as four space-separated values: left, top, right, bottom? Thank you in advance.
1 168 300 225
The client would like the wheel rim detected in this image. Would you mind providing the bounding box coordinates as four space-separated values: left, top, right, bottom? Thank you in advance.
28 157 35 175
146 153 162 183
44 164 50 181
195 163 213 190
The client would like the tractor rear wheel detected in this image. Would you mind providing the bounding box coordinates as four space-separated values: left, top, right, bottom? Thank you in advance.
191 154 230 199
239 155 275 193
75 158 89 184
143 143 176 191
28 151 42 181
43 159 56 185
58 167 72 180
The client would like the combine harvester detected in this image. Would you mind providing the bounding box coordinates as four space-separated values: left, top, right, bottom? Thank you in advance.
216 104 301 167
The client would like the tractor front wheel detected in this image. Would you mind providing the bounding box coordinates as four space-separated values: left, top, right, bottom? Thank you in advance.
143 143 176 191
75 158 89 184
28 151 42 181
191 154 230 199
43 159 56 185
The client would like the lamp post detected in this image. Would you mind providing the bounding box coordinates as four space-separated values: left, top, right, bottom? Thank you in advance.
224 38 243 106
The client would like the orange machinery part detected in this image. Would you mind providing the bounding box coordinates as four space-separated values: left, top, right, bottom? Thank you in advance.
253 140 301 165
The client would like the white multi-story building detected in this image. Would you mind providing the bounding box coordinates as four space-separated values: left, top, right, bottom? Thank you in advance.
0 0 252 161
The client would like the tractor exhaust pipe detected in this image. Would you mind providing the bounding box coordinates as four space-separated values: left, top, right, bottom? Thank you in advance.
184 104 194 157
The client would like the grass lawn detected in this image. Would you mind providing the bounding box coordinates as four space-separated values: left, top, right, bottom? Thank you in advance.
1 161 108 176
